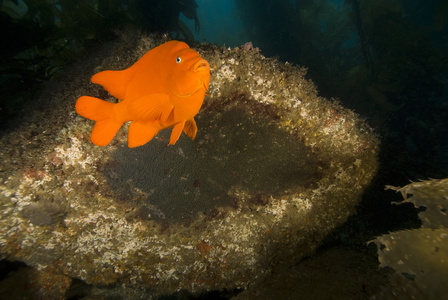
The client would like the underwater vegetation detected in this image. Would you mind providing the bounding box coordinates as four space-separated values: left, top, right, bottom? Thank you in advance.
0 0 201 125
235 0 448 181
134 0 200 41
374 179 448 298
1 0 127 122
235 0 447 117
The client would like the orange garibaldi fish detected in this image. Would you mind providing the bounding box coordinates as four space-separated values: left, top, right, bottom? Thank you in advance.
75 40 210 148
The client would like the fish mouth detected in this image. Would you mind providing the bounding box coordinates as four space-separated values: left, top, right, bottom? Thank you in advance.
193 59 210 72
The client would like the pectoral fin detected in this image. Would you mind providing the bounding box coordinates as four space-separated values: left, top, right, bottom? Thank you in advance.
183 118 198 140
128 94 173 122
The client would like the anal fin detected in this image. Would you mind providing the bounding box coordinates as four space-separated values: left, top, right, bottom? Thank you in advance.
91 120 123 146
128 121 160 148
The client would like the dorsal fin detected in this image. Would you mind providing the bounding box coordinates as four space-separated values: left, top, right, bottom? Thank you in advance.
91 69 132 100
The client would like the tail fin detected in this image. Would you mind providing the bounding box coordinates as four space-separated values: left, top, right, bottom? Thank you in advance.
91 70 131 100
75 96 123 146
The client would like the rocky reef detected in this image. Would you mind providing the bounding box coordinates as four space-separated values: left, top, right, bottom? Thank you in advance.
0 33 379 298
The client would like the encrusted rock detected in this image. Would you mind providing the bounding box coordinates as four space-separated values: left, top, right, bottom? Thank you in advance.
0 32 379 297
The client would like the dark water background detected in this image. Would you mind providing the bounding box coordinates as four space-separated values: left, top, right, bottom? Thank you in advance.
1 0 447 298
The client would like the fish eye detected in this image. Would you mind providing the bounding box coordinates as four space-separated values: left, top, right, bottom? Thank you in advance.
176 57 182 63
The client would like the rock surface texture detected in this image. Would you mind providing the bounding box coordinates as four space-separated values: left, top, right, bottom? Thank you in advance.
0 33 379 297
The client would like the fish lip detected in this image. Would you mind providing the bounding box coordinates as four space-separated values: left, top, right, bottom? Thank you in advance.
193 59 210 72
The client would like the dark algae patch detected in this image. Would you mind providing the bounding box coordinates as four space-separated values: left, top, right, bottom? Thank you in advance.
105 99 318 223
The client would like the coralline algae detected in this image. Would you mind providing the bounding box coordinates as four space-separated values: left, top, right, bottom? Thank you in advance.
0 33 379 297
